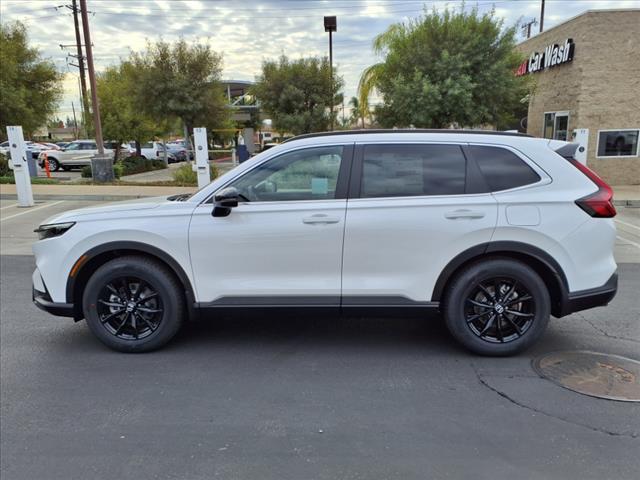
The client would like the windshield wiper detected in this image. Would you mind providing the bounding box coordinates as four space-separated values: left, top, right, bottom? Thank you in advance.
167 193 192 202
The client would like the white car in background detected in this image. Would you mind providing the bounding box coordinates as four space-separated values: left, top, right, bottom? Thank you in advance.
127 141 177 163
37 139 114 171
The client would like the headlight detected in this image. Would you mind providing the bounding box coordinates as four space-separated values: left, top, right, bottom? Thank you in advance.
34 222 75 240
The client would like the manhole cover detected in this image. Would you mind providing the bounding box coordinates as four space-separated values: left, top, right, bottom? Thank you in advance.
532 351 640 402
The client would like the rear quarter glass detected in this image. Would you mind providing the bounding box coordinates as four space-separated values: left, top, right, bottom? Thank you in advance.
467 145 541 192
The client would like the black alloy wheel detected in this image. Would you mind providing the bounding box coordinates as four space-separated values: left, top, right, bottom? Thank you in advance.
83 256 185 352
97 276 163 340
443 258 550 356
464 277 535 344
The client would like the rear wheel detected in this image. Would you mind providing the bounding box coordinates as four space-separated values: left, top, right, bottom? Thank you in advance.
443 258 550 356
82 256 185 352
47 157 59 171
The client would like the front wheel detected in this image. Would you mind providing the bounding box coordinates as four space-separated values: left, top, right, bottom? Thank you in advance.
82 256 185 352
443 258 550 356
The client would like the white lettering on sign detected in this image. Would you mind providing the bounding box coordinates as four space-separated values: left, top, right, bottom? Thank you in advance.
516 38 575 76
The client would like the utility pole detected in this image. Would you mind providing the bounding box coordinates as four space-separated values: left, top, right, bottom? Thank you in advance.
70 0 89 134
71 101 79 139
540 0 545 33
79 0 104 155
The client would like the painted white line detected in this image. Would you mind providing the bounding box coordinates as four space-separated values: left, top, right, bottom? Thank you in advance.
0 203 19 210
617 235 640 250
615 219 640 232
0 201 65 222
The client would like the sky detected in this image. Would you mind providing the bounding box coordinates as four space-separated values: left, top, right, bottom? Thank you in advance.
1 0 639 120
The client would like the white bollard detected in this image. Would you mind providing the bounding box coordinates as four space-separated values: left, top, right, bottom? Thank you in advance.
6 126 34 207
193 127 210 190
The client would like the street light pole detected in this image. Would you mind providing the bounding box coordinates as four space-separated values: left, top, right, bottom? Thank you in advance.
324 16 337 131
540 0 545 33
79 0 104 155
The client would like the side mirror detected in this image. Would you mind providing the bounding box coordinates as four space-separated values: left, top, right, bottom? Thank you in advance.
212 187 240 217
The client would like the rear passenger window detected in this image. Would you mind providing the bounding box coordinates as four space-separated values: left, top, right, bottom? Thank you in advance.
469 146 540 192
361 144 466 198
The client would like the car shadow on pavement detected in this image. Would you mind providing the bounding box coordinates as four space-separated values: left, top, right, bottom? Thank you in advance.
172 311 464 355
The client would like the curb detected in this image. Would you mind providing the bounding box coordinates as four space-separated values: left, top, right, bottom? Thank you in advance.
1 194 157 201
614 200 640 207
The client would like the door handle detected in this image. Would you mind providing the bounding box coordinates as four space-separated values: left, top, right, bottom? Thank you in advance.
444 209 485 220
302 214 340 225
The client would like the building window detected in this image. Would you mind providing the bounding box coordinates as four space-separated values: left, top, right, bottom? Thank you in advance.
543 112 570 141
596 130 639 158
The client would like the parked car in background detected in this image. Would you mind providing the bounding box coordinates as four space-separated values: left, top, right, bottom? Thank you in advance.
32 130 617 354
37 139 114 171
39 142 61 151
167 140 194 160
56 142 70 149
164 142 189 162
127 141 177 163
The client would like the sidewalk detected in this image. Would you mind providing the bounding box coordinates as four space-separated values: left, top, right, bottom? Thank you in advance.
0 182 637 203
0 183 195 201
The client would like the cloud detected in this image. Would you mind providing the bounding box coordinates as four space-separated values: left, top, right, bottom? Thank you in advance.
1 0 638 118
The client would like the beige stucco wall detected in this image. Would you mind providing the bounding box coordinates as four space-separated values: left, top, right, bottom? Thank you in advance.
517 10 640 185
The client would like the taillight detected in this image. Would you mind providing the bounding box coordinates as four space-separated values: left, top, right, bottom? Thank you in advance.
569 159 616 218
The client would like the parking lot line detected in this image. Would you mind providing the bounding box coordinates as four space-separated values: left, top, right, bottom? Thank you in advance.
615 219 640 232
0 200 65 222
0 203 19 210
617 235 640 249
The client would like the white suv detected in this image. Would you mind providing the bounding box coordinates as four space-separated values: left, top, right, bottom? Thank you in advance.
32 130 618 355
37 140 114 171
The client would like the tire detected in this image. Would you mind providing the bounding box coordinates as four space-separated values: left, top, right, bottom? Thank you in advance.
47 157 59 171
82 256 185 352
443 258 550 356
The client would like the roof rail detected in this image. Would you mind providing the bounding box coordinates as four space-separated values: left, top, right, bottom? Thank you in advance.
284 129 532 143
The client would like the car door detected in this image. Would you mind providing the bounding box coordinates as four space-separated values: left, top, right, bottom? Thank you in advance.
341 142 498 305
188 144 353 306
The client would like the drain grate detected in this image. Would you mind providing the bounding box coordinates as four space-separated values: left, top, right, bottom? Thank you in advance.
532 351 640 402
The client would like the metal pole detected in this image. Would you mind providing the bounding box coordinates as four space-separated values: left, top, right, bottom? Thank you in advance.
329 30 333 131
79 0 104 155
540 0 545 33
71 101 78 139
72 0 90 135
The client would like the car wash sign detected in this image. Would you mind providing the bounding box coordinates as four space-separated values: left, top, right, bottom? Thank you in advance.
515 38 575 76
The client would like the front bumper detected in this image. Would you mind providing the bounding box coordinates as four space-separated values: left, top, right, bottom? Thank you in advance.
33 287 75 317
561 272 618 317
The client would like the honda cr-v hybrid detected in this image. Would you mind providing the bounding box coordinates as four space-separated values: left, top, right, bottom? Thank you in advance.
32 130 618 355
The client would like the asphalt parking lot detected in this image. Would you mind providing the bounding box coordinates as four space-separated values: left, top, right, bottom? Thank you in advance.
1 199 639 479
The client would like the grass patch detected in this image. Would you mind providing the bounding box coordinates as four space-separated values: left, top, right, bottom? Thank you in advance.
0 176 60 184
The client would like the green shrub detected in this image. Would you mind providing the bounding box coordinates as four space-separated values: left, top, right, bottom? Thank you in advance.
82 163 123 179
172 162 219 185
113 162 124 179
0 153 13 177
120 156 167 176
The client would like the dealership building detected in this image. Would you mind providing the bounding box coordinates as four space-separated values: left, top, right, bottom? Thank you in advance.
516 9 640 185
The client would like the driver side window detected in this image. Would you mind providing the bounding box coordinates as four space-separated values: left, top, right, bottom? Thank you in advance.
229 146 344 202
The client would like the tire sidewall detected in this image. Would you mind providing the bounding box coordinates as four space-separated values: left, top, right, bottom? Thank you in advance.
48 158 59 171
83 259 182 352
444 259 551 356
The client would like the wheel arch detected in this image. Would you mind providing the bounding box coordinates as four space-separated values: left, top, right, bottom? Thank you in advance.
66 241 196 320
431 241 569 317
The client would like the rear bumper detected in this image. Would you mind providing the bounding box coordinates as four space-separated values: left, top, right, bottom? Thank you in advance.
560 272 618 317
33 287 75 318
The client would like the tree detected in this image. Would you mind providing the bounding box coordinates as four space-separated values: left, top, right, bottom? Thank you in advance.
358 7 530 129
128 38 230 148
252 55 343 135
97 62 161 157
0 22 62 139
348 96 366 129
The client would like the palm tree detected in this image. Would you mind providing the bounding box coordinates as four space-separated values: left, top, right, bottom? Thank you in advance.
348 96 365 129
356 23 408 124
